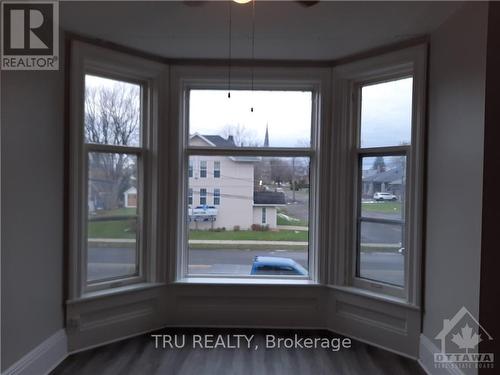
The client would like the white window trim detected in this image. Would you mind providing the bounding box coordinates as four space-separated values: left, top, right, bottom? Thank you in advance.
69 41 424 306
330 45 426 304
169 65 331 283
69 41 167 298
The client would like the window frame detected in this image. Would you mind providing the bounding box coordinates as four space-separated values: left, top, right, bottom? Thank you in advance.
199 188 207 205
69 41 166 298
331 45 426 303
213 188 221 206
172 65 330 283
199 160 207 178
213 160 221 178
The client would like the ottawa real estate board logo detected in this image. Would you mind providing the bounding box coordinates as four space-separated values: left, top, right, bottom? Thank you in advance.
1 1 59 70
434 306 494 370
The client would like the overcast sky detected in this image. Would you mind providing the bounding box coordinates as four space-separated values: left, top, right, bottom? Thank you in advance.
189 90 312 147
360 77 413 148
86 74 413 150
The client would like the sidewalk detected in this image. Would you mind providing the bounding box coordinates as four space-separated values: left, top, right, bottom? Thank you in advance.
277 225 308 231
88 238 308 246
88 238 400 248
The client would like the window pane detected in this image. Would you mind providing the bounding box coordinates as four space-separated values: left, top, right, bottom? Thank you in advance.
87 152 139 282
358 221 404 286
360 77 413 148
187 156 310 277
84 75 141 147
361 155 406 220
200 161 207 178
189 90 312 148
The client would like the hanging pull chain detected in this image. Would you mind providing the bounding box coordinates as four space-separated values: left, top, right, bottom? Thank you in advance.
250 0 255 112
228 1 232 99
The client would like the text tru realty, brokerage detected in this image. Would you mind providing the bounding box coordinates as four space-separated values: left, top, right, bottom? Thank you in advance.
151 334 352 352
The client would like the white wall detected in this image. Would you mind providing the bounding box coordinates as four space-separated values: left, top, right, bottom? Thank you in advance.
0 47 65 369
189 154 255 230
252 206 278 229
423 3 488 373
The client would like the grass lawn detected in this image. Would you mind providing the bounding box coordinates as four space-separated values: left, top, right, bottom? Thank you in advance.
276 209 308 226
189 244 307 251
88 219 136 239
361 202 402 214
189 229 308 242
360 245 402 253
92 208 136 217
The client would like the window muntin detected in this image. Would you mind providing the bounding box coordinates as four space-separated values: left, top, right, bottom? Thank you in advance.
355 76 412 290
83 73 145 286
185 87 313 278
188 90 313 148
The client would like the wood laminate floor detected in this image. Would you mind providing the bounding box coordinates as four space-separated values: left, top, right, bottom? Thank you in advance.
51 328 424 375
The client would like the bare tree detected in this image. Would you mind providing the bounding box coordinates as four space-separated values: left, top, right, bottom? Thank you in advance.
221 124 260 147
85 83 140 211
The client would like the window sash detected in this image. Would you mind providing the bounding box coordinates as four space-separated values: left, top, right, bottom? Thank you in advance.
350 76 416 298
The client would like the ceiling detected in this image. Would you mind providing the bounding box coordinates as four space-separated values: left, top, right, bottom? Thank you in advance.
60 1 464 61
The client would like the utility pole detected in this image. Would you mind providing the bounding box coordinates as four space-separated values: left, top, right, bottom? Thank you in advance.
292 157 296 202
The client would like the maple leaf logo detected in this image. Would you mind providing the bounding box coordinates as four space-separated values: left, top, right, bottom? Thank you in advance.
451 324 482 353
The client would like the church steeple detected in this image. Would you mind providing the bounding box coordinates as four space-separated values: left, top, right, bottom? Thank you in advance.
264 124 269 147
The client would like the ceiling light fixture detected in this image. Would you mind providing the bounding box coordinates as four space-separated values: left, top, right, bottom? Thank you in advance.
233 0 252 4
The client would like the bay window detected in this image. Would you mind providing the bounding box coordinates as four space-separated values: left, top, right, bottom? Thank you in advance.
70 42 424 301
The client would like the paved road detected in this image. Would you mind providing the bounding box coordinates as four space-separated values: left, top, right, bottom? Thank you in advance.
88 247 403 285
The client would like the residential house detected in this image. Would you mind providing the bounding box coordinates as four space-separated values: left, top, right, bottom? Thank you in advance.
362 164 405 199
188 134 285 230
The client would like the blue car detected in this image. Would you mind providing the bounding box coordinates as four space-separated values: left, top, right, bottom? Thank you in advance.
250 256 308 276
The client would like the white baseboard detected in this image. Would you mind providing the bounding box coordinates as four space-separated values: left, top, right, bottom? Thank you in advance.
418 334 468 375
2 329 68 375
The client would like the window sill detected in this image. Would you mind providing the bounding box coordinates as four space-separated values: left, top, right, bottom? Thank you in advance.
67 282 165 304
327 285 420 310
175 277 319 286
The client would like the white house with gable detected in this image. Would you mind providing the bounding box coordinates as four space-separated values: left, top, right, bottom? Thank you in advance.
188 134 285 230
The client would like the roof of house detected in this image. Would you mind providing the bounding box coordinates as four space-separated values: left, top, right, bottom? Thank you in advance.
363 166 405 184
203 135 236 147
254 191 286 205
190 134 261 162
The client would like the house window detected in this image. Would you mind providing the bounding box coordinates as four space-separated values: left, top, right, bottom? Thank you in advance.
188 188 193 206
200 188 207 205
189 160 193 178
214 161 221 178
213 188 220 205
200 161 207 178
185 89 314 279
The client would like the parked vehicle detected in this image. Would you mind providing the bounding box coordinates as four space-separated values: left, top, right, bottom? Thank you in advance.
373 192 397 201
250 256 308 276
189 205 218 216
